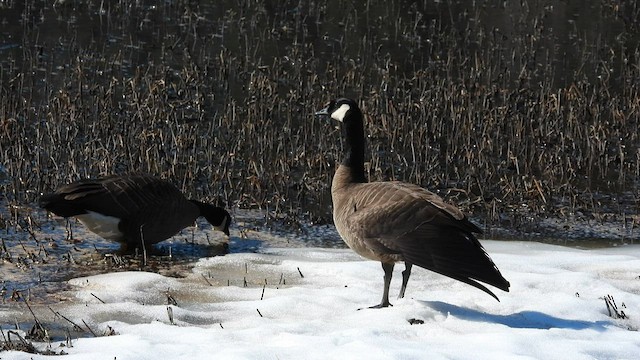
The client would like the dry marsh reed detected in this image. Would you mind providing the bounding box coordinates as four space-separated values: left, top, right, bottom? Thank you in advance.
0 0 638 241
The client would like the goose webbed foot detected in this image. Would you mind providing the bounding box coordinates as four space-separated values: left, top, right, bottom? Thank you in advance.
368 301 393 309
357 301 392 310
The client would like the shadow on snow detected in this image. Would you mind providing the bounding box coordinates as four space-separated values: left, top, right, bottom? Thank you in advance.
423 301 610 331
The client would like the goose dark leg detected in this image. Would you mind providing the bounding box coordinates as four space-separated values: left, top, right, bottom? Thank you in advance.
399 262 413 299
369 262 394 308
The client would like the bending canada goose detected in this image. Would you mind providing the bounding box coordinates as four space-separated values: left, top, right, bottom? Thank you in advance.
40 175 231 250
315 98 510 308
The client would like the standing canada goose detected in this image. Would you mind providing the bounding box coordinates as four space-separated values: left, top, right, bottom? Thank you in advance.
315 98 510 308
40 175 231 250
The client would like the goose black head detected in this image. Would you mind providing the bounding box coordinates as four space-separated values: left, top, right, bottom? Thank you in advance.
192 200 232 236
315 97 366 181
213 208 232 236
315 98 360 123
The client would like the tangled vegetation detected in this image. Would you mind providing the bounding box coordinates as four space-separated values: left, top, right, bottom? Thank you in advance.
0 0 638 240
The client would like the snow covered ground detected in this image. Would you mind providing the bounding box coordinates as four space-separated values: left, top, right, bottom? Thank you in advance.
1 240 639 359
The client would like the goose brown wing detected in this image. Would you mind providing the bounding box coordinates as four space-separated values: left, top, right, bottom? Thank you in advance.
346 182 509 298
345 181 478 241
41 175 185 218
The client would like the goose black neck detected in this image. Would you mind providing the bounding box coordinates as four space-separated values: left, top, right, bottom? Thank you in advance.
342 109 367 183
191 200 217 216
190 200 229 226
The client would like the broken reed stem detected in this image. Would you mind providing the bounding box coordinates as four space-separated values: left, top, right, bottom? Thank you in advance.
256 308 263 317
48 307 83 332
167 306 175 325
260 284 265 300
6 330 33 348
1 238 10 260
297 267 304 278
24 301 43 329
166 290 178 306
201 274 213 286
90 293 106 304
603 294 627 319
81 320 97 337
140 225 147 267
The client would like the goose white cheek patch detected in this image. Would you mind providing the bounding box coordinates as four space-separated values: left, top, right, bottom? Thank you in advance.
331 103 350 122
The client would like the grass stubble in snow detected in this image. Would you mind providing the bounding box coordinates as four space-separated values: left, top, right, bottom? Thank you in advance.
1 239 640 359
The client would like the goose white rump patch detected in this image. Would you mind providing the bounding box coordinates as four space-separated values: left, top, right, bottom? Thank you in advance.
76 211 123 241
